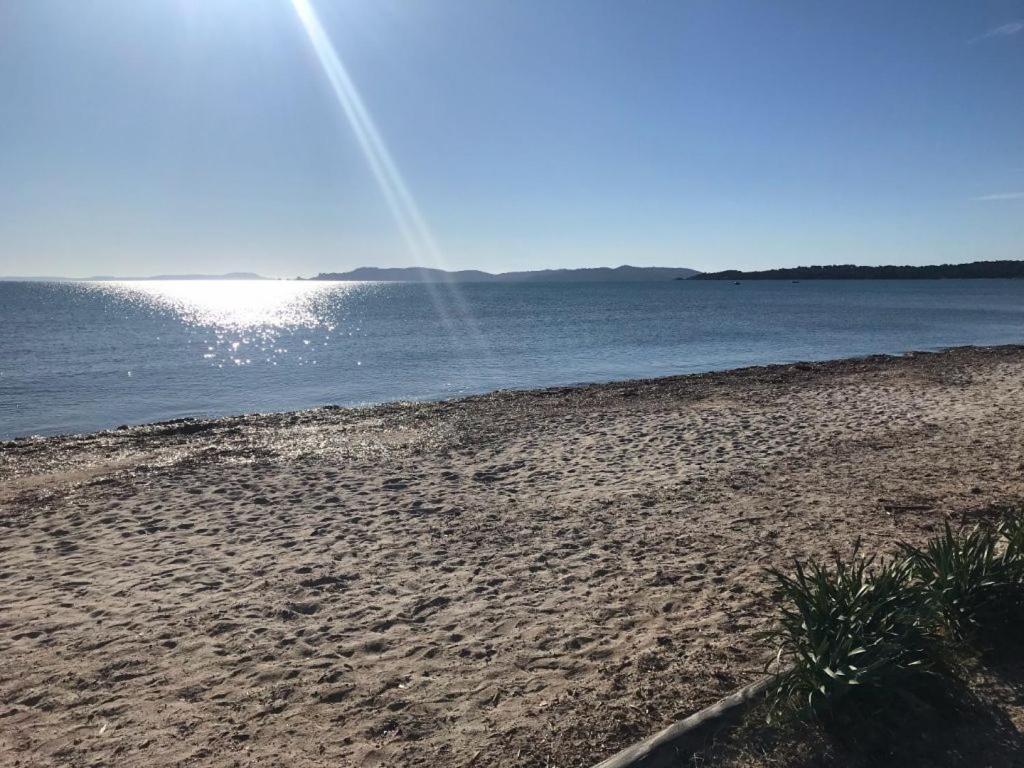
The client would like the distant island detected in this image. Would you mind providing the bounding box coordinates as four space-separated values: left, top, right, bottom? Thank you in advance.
90 272 269 281
690 260 1024 281
308 265 698 283
1 272 269 282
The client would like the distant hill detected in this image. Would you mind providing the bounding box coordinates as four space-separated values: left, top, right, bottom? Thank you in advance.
497 265 700 282
311 267 496 282
690 260 1024 281
1 272 270 282
88 272 270 281
310 265 699 283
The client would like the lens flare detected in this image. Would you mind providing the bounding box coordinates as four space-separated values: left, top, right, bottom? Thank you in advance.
289 0 439 266
288 0 499 366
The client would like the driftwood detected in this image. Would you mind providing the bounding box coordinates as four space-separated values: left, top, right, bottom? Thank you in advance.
590 674 777 768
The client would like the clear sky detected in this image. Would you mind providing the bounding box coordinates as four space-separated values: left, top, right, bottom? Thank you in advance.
1 1 1022 277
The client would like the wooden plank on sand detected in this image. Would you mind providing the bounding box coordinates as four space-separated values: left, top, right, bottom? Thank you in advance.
590 674 777 768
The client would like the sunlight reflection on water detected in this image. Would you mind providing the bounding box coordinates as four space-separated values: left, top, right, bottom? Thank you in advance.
87 280 365 368
91 280 351 329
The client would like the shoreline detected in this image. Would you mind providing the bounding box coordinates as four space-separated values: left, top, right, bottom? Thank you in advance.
3 342 1020 449
3 343 1024 766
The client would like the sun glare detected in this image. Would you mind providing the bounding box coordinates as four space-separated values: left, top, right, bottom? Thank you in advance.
96 279 343 329
288 0 499 360
289 0 440 267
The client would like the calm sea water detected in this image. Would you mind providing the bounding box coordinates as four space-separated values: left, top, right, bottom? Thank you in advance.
2 279 1023 440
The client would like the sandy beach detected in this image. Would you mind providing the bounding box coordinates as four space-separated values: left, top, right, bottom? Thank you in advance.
3 345 1024 767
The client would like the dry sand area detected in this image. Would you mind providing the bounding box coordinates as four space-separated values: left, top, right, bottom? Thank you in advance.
3 345 1024 767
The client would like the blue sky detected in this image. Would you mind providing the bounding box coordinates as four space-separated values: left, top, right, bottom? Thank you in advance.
1 1 1022 277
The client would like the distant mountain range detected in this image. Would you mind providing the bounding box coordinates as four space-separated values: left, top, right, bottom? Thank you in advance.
691 260 1024 280
10 260 1022 283
1 272 269 282
308 265 699 282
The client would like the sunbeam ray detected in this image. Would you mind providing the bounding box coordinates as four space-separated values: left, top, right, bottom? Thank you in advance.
290 0 437 265
289 0 500 363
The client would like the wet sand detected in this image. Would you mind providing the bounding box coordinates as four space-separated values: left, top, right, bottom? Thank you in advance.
3 345 1024 767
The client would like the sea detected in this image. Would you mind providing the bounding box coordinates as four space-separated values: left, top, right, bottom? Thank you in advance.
2 278 1023 440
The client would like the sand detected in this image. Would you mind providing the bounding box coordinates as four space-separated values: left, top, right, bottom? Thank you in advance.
2 345 1024 767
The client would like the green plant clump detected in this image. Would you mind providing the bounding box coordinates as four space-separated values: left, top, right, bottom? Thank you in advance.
766 507 1024 720
765 549 929 719
902 521 1007 640
998 507 1024 586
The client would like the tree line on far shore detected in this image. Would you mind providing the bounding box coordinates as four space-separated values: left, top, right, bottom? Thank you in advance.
689 259 1024 280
